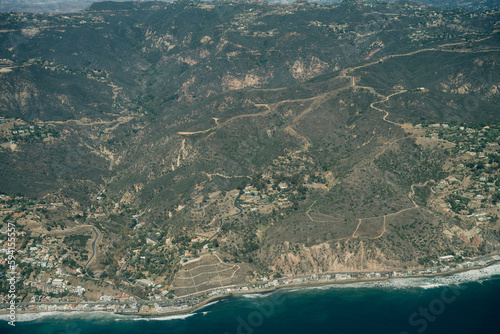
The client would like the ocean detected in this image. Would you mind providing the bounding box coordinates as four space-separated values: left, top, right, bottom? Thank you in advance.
2 263 500 334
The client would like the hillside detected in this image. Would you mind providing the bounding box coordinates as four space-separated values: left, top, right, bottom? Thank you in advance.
0 0 499 299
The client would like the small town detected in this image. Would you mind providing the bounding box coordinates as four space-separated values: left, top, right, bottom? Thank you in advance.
1 251 499 316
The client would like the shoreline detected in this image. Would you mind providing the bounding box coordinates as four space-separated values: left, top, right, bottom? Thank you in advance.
3 258 499 319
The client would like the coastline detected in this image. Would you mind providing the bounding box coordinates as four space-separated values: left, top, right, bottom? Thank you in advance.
3 257 500 320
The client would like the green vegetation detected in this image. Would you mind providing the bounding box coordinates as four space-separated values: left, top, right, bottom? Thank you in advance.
0 0 498 290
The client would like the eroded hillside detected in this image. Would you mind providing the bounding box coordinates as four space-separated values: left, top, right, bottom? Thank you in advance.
0 0 499 298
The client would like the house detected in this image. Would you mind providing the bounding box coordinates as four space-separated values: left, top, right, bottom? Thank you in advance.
278 182 288 189
439 255 454 262
335 274 351 280
52 278 66 288
99 295 114 302
136 278 155 287
56 268 68 276
74 286 86 296
190 236 205 243
116 294 134 301
146 238 157 246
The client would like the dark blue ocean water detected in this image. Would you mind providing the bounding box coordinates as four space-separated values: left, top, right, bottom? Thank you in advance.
2 265 500 334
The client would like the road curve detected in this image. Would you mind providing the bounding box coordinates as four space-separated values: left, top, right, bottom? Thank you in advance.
41 224 100 275
84 225 100 273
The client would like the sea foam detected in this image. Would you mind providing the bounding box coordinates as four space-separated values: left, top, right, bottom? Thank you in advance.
5 263 500 323
121 313 196 321
12 311 122 323
285 262 500 293
195 300 220 311
240 292 275 299
3 310 197 323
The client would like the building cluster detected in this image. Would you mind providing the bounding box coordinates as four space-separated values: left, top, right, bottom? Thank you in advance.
5 302 140 314
1 248 499 316
1 239 59 272
423 124 499 219
21 274 86 296
16 241 60 269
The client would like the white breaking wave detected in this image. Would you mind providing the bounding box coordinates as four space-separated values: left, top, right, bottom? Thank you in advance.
241 292 275 299
194 300 219 311
12 311 124 322
4 263 500 323
285 262 500 293
3 310 197 323
241 294 263 299
122 313 195 321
